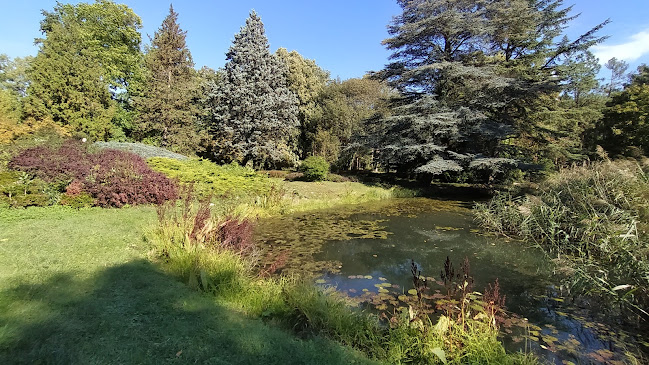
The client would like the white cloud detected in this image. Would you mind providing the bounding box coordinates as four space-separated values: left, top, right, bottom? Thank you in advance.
593 29 649 64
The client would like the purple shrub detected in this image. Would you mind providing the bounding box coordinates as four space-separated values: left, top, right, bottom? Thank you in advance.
217 217 255 255
8 141 92 182
9 140 179 207
83 149 178 207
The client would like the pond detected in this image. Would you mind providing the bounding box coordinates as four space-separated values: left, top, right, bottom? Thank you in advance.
255 198 645 364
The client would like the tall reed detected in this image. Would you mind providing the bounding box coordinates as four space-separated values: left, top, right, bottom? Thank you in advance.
475 159 649 320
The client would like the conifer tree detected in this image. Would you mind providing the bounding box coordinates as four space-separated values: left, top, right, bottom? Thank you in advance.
367 0 607 182
134 5 201 153
206 11 299 168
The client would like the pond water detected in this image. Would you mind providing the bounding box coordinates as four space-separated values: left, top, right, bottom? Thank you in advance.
255 198 645 364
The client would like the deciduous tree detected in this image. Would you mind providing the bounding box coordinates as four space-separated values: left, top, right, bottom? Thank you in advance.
24 0 142 140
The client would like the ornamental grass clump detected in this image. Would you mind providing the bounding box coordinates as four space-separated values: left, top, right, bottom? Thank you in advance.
475 159 649 319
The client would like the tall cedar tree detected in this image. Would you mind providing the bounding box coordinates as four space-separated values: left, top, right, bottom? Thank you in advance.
206 11 299 168
134 5 201 154
369 0 607 182
25 0 142 140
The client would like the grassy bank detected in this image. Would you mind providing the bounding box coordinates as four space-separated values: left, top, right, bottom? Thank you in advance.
475 159 649 320
149 196 538 365
0 206 378 364
147 157 415 217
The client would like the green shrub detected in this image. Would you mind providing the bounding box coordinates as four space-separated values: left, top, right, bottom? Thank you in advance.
60 192 95 209
0 171 50 208
299 156 330 181
148 158 276 198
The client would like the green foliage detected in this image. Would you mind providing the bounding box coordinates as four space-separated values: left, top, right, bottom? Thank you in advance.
24 0 143 140
276 48 330 156
367 0 608 180
300 156 330 181
597 65 649 156
475 160 649 318
59 191 94 209
0 171 50 208
134 5 203 154
0 54 32 97
312 78 391 164
147 157 276 198
206 11 299 169
0 55 31 142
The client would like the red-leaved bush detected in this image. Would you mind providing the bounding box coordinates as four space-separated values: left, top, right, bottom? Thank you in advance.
9 141 179 207
8 141 93 182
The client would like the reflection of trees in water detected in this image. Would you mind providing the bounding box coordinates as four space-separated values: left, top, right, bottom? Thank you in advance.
414 229 462 243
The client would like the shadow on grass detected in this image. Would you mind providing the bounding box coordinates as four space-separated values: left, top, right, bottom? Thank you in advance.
0 259 375 365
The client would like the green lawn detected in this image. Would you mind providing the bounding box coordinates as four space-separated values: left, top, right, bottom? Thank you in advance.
0 206 377 364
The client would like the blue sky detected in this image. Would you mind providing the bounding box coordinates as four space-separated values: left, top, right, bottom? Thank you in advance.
1 0 648 79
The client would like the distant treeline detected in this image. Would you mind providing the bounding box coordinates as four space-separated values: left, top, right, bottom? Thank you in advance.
1 0 648 183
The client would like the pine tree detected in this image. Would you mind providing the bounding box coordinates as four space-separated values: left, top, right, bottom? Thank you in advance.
134 5 202 153
373 0 514 181
604 57 629 96
206 11 299 168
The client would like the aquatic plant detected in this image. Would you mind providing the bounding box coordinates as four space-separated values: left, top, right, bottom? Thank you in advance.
475 159 649 321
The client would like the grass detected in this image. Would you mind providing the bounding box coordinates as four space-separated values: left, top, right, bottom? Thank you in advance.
0 206 378 364
146 156 417 217
265 180 416 215
475 159 649 320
